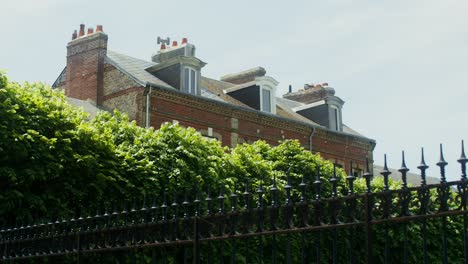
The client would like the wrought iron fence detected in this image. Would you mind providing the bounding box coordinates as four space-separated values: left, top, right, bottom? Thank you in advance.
1 143 468 263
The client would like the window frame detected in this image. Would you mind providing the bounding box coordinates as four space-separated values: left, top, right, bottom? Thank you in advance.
329 104 342 132
184 66 198 94
259 85 275 113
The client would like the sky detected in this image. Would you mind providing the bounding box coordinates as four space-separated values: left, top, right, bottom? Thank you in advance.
1 0 468 181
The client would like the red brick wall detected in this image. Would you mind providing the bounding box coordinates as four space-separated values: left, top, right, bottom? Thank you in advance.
147 88 374 174
65 32 108 105
87 62 374 175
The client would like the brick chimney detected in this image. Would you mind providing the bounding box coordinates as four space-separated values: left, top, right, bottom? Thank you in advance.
65 24 107 105
220 67 266 84
283 83 335 104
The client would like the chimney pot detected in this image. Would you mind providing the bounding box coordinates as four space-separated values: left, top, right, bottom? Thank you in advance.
181 38 188 44
72 30 77 40
78 24 85 37
87 28 94 35
160 43 166 50
322 82 329 86
96 25 103 32
288 84 292 93
172 41 178 47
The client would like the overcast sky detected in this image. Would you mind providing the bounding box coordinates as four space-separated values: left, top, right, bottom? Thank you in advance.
1 0 467 181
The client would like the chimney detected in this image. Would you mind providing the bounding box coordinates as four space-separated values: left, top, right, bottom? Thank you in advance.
96 25 103 32
283 82 335 104
151 37 196 63
78 24 85 37
72 30 77 40
65 24 108 105
220 67 266 84
288 85 292 93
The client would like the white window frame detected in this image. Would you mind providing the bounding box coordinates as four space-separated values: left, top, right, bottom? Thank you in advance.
330 104 341 132
256 76 278 114
184 66 197 94
260 86 273 113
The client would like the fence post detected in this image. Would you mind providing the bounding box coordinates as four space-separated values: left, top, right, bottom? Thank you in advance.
365 195 373 264
193 217 200 264
193 190 201 264
76 232 81 264
364 158 373 264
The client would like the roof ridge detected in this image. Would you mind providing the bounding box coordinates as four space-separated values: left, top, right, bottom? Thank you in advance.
107 50 155 65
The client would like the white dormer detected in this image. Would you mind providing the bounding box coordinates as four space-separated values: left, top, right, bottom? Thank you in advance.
223 75 279 114
256 76 278 114
290 95 344 132
147 38 206 95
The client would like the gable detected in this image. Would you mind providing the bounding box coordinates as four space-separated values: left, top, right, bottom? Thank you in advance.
52 67 66 88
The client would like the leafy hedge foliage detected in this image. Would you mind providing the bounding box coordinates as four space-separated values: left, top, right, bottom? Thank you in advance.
0 73 464 262
0 73 350 225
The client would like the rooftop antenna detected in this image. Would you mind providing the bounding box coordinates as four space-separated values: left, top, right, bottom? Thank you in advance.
157 36 171 46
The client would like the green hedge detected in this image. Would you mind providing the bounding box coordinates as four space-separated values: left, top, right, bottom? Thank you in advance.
0 73 464 263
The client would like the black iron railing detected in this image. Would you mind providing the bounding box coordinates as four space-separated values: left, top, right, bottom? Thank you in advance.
1 142 468 263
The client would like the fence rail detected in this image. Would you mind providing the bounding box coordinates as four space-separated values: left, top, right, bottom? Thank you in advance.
1 143 468 263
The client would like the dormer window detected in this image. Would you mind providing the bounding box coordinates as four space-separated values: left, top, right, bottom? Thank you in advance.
184 66 197 94
223 74 278 114
147 38 206 96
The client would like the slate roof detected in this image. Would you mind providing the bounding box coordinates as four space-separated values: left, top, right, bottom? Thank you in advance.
200 77 250 107
342 124 364 137
276 100 321 126
275 97 304 109
66 97 102 119
104 51 251 107
200 87 225 102
105 50 173 89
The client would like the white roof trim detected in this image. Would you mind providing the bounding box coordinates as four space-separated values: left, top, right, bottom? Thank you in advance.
254 76 279 86
292 100 326 112
223 80 257 93
223 76 279 94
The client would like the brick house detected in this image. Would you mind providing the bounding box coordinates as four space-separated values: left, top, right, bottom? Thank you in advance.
53 24 376 174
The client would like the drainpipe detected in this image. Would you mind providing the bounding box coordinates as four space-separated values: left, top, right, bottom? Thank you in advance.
309 127 316 152
145 84 152 128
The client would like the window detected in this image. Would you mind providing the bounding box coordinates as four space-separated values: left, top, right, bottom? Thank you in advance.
261 88 271 112
330 105 341 131
201 127 221 142
184 67 197 94
334 108 338 130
